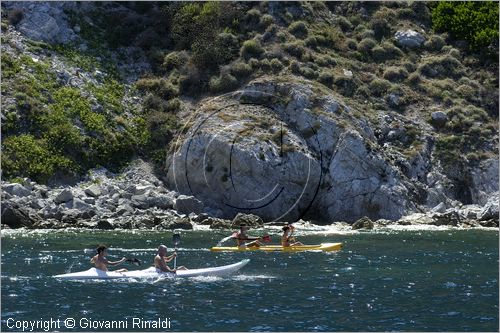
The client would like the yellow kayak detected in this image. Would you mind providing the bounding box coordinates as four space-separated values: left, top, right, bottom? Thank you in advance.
210 242 343 252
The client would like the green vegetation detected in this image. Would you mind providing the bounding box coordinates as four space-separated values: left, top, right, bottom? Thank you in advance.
241 40 264 60
1 43 151 183
431 1 498 54
2 1 498 183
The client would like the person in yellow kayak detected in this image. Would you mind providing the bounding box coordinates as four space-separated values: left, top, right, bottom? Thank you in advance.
235 224 265 248
154 245 188 273
90 245 128 272
281 224 304 247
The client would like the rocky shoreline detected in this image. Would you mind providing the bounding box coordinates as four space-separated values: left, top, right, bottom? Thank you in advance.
2 160 498 231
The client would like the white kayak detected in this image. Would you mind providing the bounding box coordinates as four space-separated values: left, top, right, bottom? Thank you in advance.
54 259 250 280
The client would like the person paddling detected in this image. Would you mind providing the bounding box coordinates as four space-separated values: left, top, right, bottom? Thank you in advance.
282 224 303 247
90 245 128 272
235 224 264 248
154 245 188 273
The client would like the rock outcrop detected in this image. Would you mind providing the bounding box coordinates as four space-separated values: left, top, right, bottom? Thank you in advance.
166 78 498 223
395 30 426 48
352 216 374 230
4 2 78 44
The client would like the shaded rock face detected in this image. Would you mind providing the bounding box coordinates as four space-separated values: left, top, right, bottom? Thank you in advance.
470 159 499 205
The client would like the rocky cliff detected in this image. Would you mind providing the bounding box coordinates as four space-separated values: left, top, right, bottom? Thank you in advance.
167 77 498 222
1 1 498 226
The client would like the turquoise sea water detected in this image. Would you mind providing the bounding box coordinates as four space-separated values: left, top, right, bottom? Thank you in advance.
1 228 498 331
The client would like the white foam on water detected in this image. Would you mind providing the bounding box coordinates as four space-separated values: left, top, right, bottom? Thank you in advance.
192 224 211 231
376 224 455 232
231 274 277 281
187 275 223 283
184 274 277 283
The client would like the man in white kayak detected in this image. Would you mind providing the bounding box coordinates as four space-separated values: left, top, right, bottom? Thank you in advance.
90 245 128 272
154 245 188 273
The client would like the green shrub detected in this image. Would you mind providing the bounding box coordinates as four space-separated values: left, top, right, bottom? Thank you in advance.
360 29 375 39
144 93 168 112
259 58 272 72
371 17 391 40
270 58 283 72
369 78 392 96
230 61 252 78
276 31 287 43
304 36 318 48
1 53 22 79
448 48 461 59
371 42 403 62
383 66 409 82
418 54 463 78
431 1 499 52
283 41 306 59
411 1 432 22
163 51 188 71
192 32 238 70
290 60 301 74
407 72 422 85
245 8 262 26
456 84 478 102
333 76 357 97
358 37 377 53
170 2 225 49
288 21 308 39
136 78 179 99
336 16 353 32
371 7 396 39
318 70 334 86
248 58 260 69
402 61 417 73
300 66 318 79
397 7 414 19
314 54 336 67
166 98 181 113
209 72 239 93
178 75 201 95
87 79 125 114
241 39 264 60
424 35 446 52
260 14 274 29
345 38 358 50
2 134 76 183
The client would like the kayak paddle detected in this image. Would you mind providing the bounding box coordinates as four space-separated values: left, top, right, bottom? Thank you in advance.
126 258 142 266
173 233 181 270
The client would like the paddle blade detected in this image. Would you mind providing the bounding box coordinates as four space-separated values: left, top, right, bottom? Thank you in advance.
126 258 142 266
173 233 181 247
